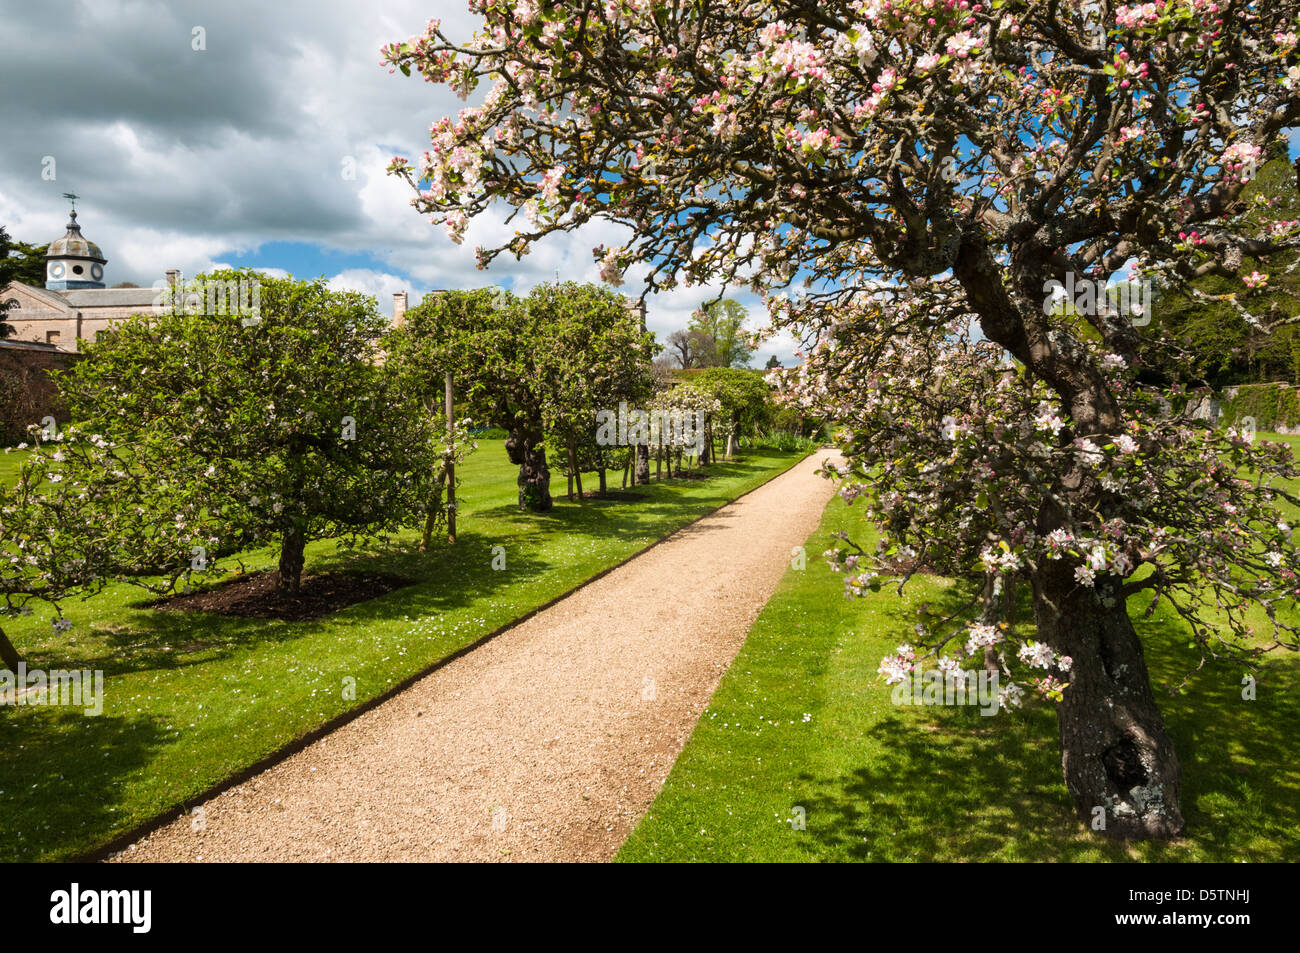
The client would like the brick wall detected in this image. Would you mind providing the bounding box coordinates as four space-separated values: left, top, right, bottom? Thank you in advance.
0 345 77 444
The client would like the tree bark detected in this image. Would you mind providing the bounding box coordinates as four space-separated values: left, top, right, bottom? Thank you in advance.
635 444 650 485
567 436 577 500
506 430 553 511
277 524 306 594
0 628 21 674
1033 564 1185 839
421 470 446 552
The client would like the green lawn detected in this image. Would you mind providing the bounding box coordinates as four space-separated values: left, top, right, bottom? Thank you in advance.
0 439 808 862
618 439 1300 862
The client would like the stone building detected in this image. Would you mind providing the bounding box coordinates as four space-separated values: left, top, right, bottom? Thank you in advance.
0 211 159 352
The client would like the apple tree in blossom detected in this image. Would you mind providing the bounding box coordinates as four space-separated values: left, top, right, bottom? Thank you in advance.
385 0 1300 838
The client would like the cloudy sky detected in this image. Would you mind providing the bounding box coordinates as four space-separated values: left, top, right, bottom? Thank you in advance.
0 0 796 365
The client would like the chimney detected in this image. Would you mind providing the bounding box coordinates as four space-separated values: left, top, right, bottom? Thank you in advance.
393 291 408 326
165 269 179 287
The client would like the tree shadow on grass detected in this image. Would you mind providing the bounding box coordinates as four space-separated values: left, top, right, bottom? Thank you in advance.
473 459 790 541
795 608 1300 862
796 706 1094 862
0 706 168 862
1138 610 1300 860
23 532 549 678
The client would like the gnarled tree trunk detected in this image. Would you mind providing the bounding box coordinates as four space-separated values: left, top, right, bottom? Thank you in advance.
1033 564 1185 839
506 429 553 511
277 523 306 594
0 628 21 674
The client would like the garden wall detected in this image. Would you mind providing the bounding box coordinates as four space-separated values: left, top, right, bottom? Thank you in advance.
0 342 76 445
1219 382 1300 434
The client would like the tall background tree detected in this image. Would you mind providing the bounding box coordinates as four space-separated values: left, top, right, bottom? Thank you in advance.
690 298 757 367
0 225 48 290
0 224 48 339
386 1 1300 839
664 299 758 368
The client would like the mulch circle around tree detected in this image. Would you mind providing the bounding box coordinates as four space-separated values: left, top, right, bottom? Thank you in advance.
152 570 415 622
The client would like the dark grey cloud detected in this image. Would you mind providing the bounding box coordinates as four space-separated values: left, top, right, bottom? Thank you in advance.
0 0 798 362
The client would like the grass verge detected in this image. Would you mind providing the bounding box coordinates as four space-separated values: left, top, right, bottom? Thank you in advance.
0 439 808 862
618 480 1300 862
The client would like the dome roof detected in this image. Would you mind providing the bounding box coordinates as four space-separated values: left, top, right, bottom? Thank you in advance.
47 210 105 262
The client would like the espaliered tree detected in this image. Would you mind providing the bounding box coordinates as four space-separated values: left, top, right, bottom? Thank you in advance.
386 2 1300 838
59 270 445 593
394 283 654 509
532 281 657 497
696 367 774 458
689 298 758 367
394 288 556 510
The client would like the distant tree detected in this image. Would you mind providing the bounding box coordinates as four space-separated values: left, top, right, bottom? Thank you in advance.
696 367 773 458
1151 147 1300 385
111 282 141 289
764 355 781 370
666 327 713 368
0 226 49 288
59 270 444 593
689 299 755 368
395 288 555 511
397 285 655 509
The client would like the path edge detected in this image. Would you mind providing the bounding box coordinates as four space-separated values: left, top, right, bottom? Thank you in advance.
77 448 825 864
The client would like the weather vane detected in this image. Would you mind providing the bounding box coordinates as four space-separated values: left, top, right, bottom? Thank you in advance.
62 192 80 212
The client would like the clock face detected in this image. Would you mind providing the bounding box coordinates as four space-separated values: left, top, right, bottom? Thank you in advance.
48 262 65 279
90 263 103 280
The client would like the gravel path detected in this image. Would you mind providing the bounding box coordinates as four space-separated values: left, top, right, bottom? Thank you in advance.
112 450 840 862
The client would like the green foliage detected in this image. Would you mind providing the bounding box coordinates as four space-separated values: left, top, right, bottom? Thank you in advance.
56 270 443 591
532 281 655 483
394 282 655 506
693 366 774 442
687 298 755 368
1220 382 1300 432
1151 153 1300 386
748 429 822 453
0 225 48 291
